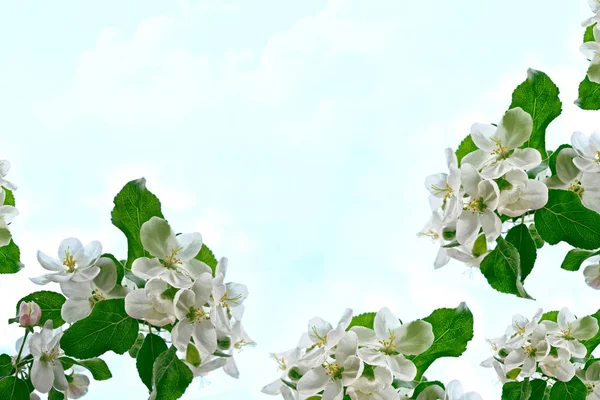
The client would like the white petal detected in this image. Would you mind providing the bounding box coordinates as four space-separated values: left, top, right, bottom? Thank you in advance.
470 123 497 152
176 233 203 261
58 238 83 261
497 107 533 150
132 257 165 280
297 367 329 395
140 217 178 258
386 354 416 381
74 241 102 269
31 360 54 394
37 251 64 272
507 148 542 171
481 209 502 243
374 307 401 341
61 298 93 323
193 320 217 356
393 320 434 355
457 211 481 245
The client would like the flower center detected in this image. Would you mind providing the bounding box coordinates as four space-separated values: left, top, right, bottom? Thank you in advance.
63 249 77 273
271 354 287 371
491 137 510 159
513 322 526 336
568 180 584 196
379 330 397 355
587 382 596 394
324 362 343 380
560 328 575 341
523 345 536 358
187 307 210 323
466 197 487 214
311 326 328 347
418 229 439 240
431 183 453 199
234 339 255 350
39 348 60 364
164 247 183 268
90 288 105 304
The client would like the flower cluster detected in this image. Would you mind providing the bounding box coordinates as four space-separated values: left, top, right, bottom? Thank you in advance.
421 108 548 269
483 308 599 385
263 307 436 400
123 216 253 379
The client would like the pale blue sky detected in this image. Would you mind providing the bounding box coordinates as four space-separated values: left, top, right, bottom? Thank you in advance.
1 0 599 398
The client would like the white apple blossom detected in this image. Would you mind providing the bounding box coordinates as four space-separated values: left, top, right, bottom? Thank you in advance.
538 347 576 382
576 361 600 400
298 308 353 367
504 325 549 378
425 148 463 223
462 108 540 179
351 307 434 381
584 257 600 289
297 331 364 399
583 0 600 26
444 238 487 269
222 321 256 379
29 321 68 394
504 309 543 347
132 217 211 288
416 380 483 400
171 272 216 354
60 257 129 323
262 348 302 396
31 238 102 285
66 373 90 399
124 277 176 326
542 308 599 358
456 165 501 245
572 131 600 173
184 344 228 377
497 169 548 217
347 366 399 400
418 213 453 269
211 258 248 333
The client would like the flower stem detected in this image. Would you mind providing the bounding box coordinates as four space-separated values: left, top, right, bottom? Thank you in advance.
14 329 29 368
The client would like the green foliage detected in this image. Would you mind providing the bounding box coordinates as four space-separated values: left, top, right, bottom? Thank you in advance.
549 377 587 400
196 244 218 274
455 135 478 166
60 357 112 381
0 376 30 400
129 333 145 358
540 310 559 322
3 189 15 207
505 224 537 281
14 291 66 328
0 241 23 274
111 178 164 271
408 303 474 380
61 299 138 359
48 388 65 400
502 379 532 400
582 309 600 357
576 76 600 110
509 69 562 159
472 234 488 258
137 333 169 392
529 379 549 400
548 145 572 176
0 354 13 379
347 312 377 330
535 190 600 249
151 347 193 400
480 237 533 299
561 249 600 272
585 24 596 42
528 224 545 249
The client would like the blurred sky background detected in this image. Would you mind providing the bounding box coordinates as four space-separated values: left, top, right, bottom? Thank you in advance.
1 0 599 398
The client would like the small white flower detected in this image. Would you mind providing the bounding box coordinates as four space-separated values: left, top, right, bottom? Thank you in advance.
445 239 487 269
504 325 549 378
425 148 463 223
456 164 501 245
66 373 90 399
60 257 130 323
504 309 543 347
584 257 600 290
418 213 454 269
347 366 398 400
29 321 68 394
184 344 227 378
132 217 211 288
542 308 599 358
572 131 600 174
462 108 540 179
497 169 548 217
576 361 600 400
297 308 353 368
262 348 302 396
171 273 216 354
211 258 248 333
538 347 576 382
124 277 176 326
297 331 364 399
31 238 102 285
222 321 256 379
351 307 434 381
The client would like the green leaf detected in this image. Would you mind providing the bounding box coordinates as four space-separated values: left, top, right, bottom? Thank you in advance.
137 333 168 392
14 291 66 328
151 346 193 400
505 224 537 281
502 379 532 400
0 241 23 274
472 234 488 258
548 145 573 176
195 245 218 275
111 178 164 270
549 377 587 400
60 357 112 381
347 313 376 330
585 24 596 43
60 299 139 359
582 309 600 357
48 388 65 400
576 76 600 111
456 135 478 166
0 376 30 400
528 224 545 249
407 303 474 380
480 237 533 299
535 190 600 250
0 355 13 379
540 311 559 322
129 333 145 358
529 379 548 400
561 249 600 272
509 69 562 159
3 190 15 207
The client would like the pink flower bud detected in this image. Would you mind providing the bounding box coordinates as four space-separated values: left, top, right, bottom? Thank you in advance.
19 301 42 327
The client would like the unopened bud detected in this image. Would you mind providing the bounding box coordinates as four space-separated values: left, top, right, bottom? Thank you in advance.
19 301 42 327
